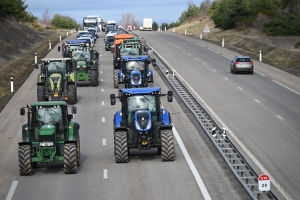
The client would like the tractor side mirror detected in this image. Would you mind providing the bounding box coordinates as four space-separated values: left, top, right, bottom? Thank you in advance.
71 106 77 114
152 59 156 66
95 51 99 59
146 60 151 64
20 108 25 116
167 91 173 102
68 114 73 120
110 94 116 105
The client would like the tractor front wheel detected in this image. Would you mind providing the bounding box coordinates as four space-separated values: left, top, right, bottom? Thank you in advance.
113 69 119 88
37 86 46 101
64 143 77 174
118 83 125 100
67 85 77 105
114 131 129 163
161 129 175 161
90 70 98 87
19 145 33 175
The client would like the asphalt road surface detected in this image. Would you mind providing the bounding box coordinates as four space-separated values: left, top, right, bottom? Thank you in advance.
0 32 250 200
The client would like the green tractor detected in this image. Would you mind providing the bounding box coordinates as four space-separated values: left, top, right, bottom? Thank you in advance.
18 101 80 175
36 58 77 105
70 47 99 86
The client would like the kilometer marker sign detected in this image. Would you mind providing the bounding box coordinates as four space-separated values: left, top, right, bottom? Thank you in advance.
258 174 270 191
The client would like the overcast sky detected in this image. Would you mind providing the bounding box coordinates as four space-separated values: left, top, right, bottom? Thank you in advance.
25 0 204 25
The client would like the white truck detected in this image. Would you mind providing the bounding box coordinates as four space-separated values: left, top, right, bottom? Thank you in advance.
83 15 99 32
142 18 152 31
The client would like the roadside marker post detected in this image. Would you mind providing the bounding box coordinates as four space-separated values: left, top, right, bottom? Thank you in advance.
10 77 13 93
173 28 175 32
49 40 51 50
185 29 186 35
222 38 224 47
59 34 61 41
203 25 210 39
200 33 202 40
258 174 270 191
259 50 262 62
164 27 166 32
67 31 69 36
34 53 37 64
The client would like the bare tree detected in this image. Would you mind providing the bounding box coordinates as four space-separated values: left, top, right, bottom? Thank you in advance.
39 8 52 26
119 13 139 28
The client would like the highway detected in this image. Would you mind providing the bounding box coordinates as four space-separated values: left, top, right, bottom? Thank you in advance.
0 32 250 200
136 31 300 200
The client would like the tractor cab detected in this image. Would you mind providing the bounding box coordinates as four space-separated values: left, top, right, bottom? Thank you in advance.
60 40 88 57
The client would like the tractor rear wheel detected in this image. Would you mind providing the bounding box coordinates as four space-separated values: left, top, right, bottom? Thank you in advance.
90 70 98 87
113 69 119 88
161 129 175 161
19 145 33 175
118 83 125 100
67 85 77 105
148 82 154 87
64 143 77 174
114 131 129 163
37 86 46 101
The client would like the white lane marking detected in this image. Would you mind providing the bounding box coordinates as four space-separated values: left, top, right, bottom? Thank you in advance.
222 55 231 60
272 80 300 95
146 42 292 199
103 169 108 179
101 71 103 73
254 99 261 103
276 115 284 120
100 55 102 56
101 64 103 67
213 69 216 72
173 126 211 200
102 139 106 145
101 101 104 105
101 89 104 92
203 63 207 65
238 87 243 90
207 48 219 54
200 44 204 47
102 117 105 122
196 58 198 60
6 181 18 200
224 77 228 80
101 79 103 82
254 70 266 76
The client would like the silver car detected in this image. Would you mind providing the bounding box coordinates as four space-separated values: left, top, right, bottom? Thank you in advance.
230 56 254 74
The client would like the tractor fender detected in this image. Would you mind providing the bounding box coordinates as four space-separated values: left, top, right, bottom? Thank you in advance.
67 81 76 86
114 111 123 128
21 124 28 142
159 124 173 131
161 109 172 125
18 142 31 146
114 127 128 133
37 82 44 87
67 122 80 141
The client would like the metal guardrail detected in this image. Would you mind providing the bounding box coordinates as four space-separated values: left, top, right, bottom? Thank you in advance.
121 29 278 200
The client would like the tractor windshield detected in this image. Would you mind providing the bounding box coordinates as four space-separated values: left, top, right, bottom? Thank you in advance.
127 95 156 112
46 61 66 74
126 61 145 72
72 50 91 61
120 47 139 56
36 106 62 125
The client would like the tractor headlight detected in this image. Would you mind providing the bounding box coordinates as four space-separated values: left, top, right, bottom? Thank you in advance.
135 120 142 130
39 141 54 147
145 120 152 130
77 65 86 68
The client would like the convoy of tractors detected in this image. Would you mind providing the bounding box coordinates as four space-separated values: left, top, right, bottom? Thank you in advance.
18 24 175 176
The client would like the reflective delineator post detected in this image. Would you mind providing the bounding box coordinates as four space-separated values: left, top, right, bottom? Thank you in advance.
173 28 175 32
10 77 13 93
185 29 186 35
67 31 69 36
200 33 202 40
222 38 224 47
49 40 51 50
59 34 61 41
34 53 37 64
259 50 262 62
164 27 166 31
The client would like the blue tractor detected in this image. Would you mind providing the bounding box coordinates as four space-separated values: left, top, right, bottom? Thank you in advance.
59 40 89 58
118 55 155 95
110 87 175 163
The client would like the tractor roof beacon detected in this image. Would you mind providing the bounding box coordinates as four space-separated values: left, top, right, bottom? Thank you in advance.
18 101 80 175
118 55 156 95
110 87 175 163
35 58 78 105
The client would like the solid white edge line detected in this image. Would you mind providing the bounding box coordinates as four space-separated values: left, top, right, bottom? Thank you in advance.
276 115 284 120
254 99 261 103
172 125 212 200
207 48 219 54
148 45 292 200
6 181 18 200
222 55 231 60
103 169 108 179
272 80 300 95
254 70 266 76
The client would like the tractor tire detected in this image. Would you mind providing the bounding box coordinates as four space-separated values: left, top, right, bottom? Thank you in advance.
118 83 125 100
19 145 33 175
90 70 98 87
76 133 81 166
64 143 77 174
148 82 154 87
37 86 46 101
66 85 77 105
113 69 119 88
161 129 175 161
114 131 129 163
